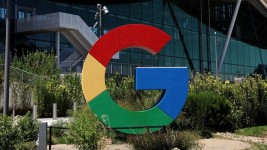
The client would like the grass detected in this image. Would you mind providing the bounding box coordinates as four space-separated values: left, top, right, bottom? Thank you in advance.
235 125 267 137
244 143 267 150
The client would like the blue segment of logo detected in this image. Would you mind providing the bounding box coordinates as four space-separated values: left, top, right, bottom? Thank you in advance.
135 67 188 119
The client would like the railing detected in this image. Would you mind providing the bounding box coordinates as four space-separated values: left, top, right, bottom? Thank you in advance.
60 61 146 76
17 12 98 44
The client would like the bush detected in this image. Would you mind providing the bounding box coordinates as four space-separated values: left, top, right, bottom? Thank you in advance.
106 73 161 111
0 115 17 149
183 92 233 132
128 130 200 150
66 107 103 150
49 119 68 144
14 141 37 150
0 113 38 149
16 112 38 143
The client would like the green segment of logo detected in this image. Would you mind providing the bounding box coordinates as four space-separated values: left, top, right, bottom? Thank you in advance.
88 90 173 134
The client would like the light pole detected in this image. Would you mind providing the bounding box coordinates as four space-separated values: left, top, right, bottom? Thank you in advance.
214 32 218 78
3 0 11 115
95 4 109 37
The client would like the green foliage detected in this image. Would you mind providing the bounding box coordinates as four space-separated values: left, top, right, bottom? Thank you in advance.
14 141 37 150
183 92 233 131
12 51 60 77
128 130 200 150
0 113 38 149
235 125 267 137
0 115 17 149
33 74 84 117
49 120 68 144
16 112 38 143
66 107 103 150
106 73 161 111
232 75 267 127
189 73 267 129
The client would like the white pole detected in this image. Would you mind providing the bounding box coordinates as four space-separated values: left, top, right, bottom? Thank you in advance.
56 32 60 68
214 32 218 78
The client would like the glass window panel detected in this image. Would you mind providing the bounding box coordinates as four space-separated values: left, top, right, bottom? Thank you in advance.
182 30 193 60
36 0 55 14
246 45 250 66
174 30 184 58
165 56 174 67
182 13 191 30
118 51 130 64
249 46 255 66
153 0 163 23
193 60 200 72
202 35 208 61
164 4 173 25
192 31 199 59
131 52 142 65
153 55 165 66
164 26 174 56
117 2 129 17
230 40 237 64
237 41 244 65
173 5 182 24
117 15 129 26
143 54 153 66
103 14 117 31
191 17 198 31
130 2 141 19
142 1 153 21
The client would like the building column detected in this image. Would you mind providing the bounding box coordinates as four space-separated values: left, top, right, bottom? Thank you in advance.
218 0 242 74
56 32 60 69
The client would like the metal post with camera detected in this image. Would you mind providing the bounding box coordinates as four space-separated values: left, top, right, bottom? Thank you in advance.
94 4 109 37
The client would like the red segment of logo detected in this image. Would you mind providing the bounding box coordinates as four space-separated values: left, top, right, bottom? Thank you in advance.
89 24 171 67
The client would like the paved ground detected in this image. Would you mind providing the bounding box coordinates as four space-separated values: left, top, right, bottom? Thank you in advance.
48 144 133 150
198 139 251 150
48 132 267 150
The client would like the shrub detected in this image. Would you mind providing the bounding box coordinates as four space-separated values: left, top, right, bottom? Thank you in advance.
14 141 37 150
49 119 68 144
0 113 38 149
66 107 103 150
128 130 200 150
0 115 17 149
183 92 233 132
106 73 161 111
16 112 38 143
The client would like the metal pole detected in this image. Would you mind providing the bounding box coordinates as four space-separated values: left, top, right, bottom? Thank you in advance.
53 103 57 120
218 0 242 74
73 102 77 112
56 32 60 69
33 105 37 119
214 32 218 78
99 4 102 37
39 122 47 150
3 0 11 115
49 126 52 150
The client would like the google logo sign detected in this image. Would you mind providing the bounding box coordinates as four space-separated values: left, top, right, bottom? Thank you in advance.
82 24 188 134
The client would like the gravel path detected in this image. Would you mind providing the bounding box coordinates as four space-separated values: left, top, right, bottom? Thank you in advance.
216 132 267 145
198 139 251 150
48 132 267 150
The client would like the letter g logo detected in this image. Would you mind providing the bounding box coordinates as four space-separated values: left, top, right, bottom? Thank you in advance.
82 24 188 134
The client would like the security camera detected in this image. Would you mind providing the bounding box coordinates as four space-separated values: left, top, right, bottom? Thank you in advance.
97 4 101 10
102 6 109 15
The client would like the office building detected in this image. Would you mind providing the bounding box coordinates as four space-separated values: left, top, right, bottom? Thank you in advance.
1 0 267 80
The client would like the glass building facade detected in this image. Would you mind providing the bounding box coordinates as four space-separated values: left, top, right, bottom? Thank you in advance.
0 0 267 80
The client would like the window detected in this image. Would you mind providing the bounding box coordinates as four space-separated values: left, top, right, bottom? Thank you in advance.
0 8 6 19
